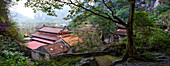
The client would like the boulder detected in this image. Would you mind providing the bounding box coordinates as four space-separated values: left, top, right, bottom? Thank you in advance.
75 57 99 66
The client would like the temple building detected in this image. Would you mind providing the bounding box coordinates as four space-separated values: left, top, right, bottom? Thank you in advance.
24 26 82 60
110 25 127 43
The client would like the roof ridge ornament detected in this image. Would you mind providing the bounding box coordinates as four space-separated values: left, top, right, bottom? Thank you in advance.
60 26 67 33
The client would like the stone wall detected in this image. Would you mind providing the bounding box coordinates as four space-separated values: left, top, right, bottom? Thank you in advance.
31 50 50 60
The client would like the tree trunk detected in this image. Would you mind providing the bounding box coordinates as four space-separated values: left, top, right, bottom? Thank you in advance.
122 0 137 61
101 33 105 43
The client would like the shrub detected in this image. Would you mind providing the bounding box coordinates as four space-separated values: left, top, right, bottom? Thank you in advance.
148 28 170 51
73 28 104 53
141 51 157 62
155 5 170 13
0 50 33 65
38 57 83 66
0 19 24 42
0 19 34 65
157 10 170 26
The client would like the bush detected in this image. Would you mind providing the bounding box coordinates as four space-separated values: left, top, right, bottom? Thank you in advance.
148 28 170 51
73 28 104 53
0 19 34 65
155 5 170 14
141 51 157 62
157 10 170 26
0 50 33 66
0 19 24 42
38 57 83 66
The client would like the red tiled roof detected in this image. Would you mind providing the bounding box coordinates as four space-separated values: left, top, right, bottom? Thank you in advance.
26 41 47 49
62 36 83 46
38 27 66 34
32 37 54 44
31 32 58 41
44 42 69 56
111 29 127 35
58 34 73 38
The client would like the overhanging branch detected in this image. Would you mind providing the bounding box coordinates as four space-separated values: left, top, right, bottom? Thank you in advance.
102 0 114 16
102 0 126 26
54 0 127 26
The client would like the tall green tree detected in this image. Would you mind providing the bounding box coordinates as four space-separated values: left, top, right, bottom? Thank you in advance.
72 15 116 42
87 15 116 42
26 0 137 62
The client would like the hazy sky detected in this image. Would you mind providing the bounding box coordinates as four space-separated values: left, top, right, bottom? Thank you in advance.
9 0 35 19
9 0 71 19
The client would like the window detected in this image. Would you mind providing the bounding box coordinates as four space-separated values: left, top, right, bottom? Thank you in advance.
50 48 54 51
60 45 63 48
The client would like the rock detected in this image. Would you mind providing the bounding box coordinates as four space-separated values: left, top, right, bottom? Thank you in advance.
115 64 123 66
75 57 99 66
155 53 164 56
157 56 167 59
155 52 170 63
110 59 124 66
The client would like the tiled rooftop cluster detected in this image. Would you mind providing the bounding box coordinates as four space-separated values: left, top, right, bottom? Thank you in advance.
25 26 82 56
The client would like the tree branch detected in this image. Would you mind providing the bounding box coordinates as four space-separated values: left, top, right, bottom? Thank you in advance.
55 0 126 26
102 0 126 26
113 16 127 26
57 1 110 19
102 0 114 16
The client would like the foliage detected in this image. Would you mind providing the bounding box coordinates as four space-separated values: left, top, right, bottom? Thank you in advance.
0 37 19 51
0 35 34 65
0 17 5 23
71 12 117 41
147 28 170 50
116 6 130 22
105 55 111 59
115 11 155 47
0 21 24 42
0 16 32 65
72 27 104 53
25 0 127 26
0 21 11 32
123 11 170 51
150 0 170 23
53 57 82 66
133 11 154 47
37 57 83 66
157 10 170 26
88 15 116 38
71 14 116 51
67 23 74 30
149 14 159 23
133 11 169 51
141 51 157 62
134 11 155 28
0 50 33 66
155 4 170 14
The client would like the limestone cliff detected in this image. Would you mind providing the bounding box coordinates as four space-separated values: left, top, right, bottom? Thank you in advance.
136 0 167 11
